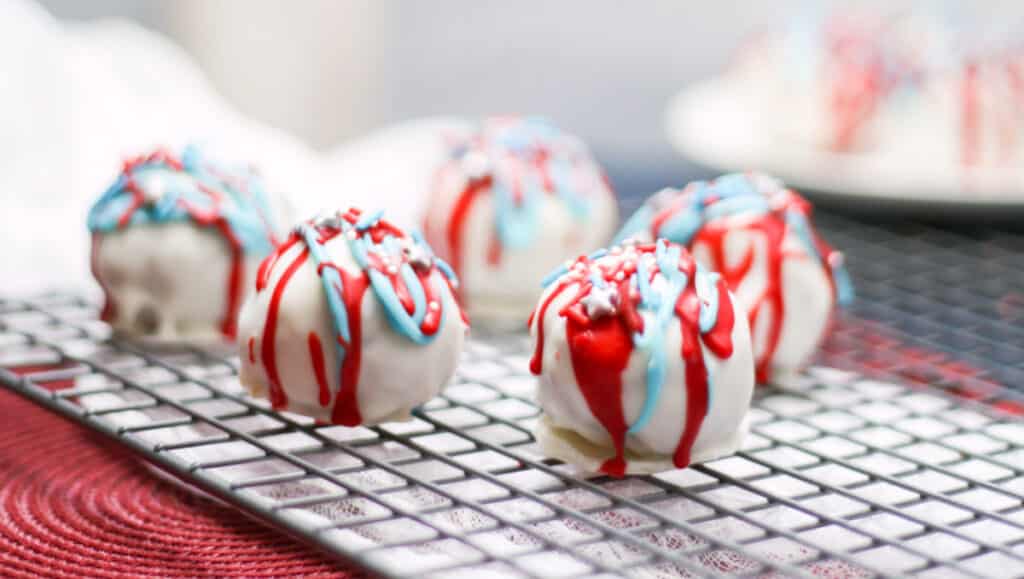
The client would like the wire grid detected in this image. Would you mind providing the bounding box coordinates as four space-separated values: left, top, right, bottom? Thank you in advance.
1 290 1023 579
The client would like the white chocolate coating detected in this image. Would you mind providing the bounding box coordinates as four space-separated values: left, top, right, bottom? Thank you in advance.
529 243 755 475
690 219 835 377
94 223 265 343
237 213 466 426
89 151 292 345
534 288 754 475
423 118 618 325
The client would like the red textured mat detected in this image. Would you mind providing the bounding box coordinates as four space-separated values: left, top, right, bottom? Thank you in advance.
0 389 359 578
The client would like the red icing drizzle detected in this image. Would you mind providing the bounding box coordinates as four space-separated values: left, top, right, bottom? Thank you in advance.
329 266 369 426
89 233 115 322
257 208 464 426
678 186 839 383
530 242 736 477
102 149 276 340
260 243 310 409
247 337 255 364
307 331 330 407
425 124 617 297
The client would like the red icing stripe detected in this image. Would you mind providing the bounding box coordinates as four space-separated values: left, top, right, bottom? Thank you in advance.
307 332 331 407
89 233 116 323
530 244 736 476
260 246 310 409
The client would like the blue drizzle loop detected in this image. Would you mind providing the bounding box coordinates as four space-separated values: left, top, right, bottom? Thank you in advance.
86 145 279 257
614 173 854 306
457 117 607 253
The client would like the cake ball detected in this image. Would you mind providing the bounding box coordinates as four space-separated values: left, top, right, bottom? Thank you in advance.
87 147 289 343
616 173 853 383
237 208 467 426
529 239 755 477
422 116 618 323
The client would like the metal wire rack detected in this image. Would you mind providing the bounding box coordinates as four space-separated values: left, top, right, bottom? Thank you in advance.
2 210 1024 578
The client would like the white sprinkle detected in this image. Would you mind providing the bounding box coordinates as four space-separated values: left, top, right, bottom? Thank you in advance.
429 301 440 311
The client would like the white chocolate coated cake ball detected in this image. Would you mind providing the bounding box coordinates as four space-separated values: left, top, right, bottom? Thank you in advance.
422 117 618 324
237 208 467 426
529 240 755 477
616 173 853 383
87 147 290 344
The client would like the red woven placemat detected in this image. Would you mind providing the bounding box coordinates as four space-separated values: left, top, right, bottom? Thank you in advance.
0 388 361 578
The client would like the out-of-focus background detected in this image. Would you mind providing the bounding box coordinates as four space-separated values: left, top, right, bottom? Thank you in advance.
5 0 1023 293
39 0 797 186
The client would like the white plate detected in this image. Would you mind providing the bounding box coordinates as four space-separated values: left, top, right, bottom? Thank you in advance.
665 78 1024 208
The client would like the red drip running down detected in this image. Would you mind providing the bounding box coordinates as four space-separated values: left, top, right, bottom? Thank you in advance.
307 332 331 408
89 233 116 322
258 243 309 409
426 142 614 295
530 241 735 477
683 188 840 384
253 208 463 426
247 337 256 364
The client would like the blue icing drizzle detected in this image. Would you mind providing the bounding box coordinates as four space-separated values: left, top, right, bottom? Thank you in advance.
628 244 721 435
86 146 279 257
539 240 725 436
614 173 855 305
461 117 605 253
298 223 351 370
298 210 460 378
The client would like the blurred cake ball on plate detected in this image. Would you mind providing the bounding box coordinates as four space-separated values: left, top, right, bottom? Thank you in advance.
731 7 929 153
616 173 853 383
238 208 467 426
87 146 292 343
529 239 754 477
730 5 1024 168
422 116 618 324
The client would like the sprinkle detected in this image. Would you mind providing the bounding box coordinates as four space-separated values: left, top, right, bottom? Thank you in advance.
429 301 440 311
581 285 619 319
401 238 433 270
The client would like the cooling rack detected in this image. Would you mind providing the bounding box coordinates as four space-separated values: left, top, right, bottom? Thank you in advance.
3 201 1024 579
2 287 1023 579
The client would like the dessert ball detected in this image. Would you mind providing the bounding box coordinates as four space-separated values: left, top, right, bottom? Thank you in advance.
87 146 290 343
616 173 853 383
529 239 754 477
238 208 467 426
422 116 618 323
